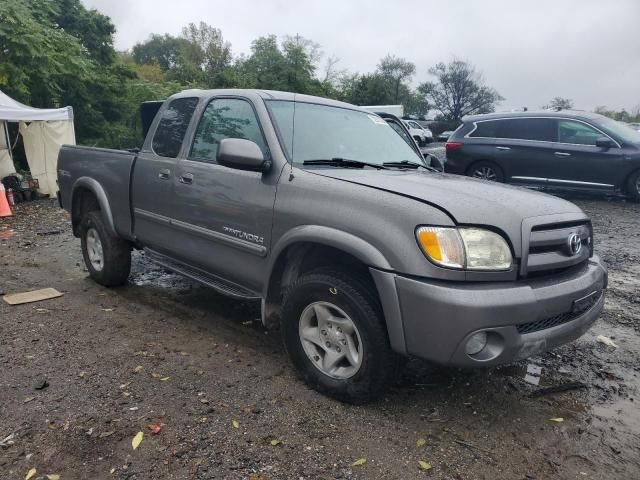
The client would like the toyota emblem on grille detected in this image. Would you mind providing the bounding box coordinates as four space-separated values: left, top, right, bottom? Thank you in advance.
567 233 582 256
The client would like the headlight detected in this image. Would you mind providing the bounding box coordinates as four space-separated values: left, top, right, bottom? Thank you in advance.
416 226 512 270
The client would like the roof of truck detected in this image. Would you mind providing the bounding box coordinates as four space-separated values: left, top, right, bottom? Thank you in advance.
170 88 368 112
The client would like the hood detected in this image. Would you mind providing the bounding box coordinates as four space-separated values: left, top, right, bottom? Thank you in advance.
309 168 585 246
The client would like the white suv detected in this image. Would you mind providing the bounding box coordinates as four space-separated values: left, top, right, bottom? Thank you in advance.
403 120 433 145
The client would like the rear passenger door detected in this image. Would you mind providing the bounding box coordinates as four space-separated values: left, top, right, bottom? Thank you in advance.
492 118 557 185
132 97 199 254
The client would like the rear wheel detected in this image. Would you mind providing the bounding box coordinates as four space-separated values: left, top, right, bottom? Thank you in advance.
80 211 131 286
625 170 640 202
281 268 398 404
467 161 505 182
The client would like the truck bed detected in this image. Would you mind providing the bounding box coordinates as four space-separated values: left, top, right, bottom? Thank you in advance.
57 145 137 240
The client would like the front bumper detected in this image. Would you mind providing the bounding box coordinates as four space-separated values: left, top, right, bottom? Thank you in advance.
379 256 607 367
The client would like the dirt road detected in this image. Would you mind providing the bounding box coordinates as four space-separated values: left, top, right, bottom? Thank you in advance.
1 196 639 480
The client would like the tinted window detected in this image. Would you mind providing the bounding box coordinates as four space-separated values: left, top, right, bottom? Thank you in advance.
152 97 198 158
470 118 555 141
190 98 266 163
498 118 555 141
558 120 603 146
469 120 500 138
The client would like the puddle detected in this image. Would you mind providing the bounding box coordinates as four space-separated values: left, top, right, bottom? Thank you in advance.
128 252 192 290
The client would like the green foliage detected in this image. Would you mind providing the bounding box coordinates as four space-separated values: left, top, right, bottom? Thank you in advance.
594 106 640 123
1 1 505 151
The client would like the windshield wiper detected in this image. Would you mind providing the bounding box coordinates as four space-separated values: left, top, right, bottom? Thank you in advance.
303 158 388 170
382 160 438 172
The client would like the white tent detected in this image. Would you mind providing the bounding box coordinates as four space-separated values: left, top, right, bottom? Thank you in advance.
0 90 76 196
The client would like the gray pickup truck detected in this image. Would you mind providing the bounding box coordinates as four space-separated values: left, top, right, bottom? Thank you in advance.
57 89 607 403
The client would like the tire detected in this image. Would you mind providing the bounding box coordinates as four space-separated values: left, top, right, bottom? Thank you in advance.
625 170 640 202
467 160 505 182
80 211 131 287
281 268 398 404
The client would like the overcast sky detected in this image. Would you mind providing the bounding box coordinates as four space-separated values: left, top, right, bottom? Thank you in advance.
83 0 640 112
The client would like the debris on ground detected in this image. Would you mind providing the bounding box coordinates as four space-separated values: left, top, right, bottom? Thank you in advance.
596 335 618 348
2 287 63 305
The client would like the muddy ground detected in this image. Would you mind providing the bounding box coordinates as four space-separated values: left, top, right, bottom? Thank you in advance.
1 194 639 480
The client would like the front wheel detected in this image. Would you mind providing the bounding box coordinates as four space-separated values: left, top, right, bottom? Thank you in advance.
467 161 505 182
281 268 398 404
625 170 640 202
80 211 131 287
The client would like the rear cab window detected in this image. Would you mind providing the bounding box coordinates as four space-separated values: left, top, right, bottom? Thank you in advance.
152 97 199 158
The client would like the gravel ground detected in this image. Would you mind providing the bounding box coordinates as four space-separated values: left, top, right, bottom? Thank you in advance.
1 194 639 480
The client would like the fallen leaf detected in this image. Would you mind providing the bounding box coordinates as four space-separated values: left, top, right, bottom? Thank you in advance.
232 420 240 429
101 308 114 312
79 371 87 378
416 438 427 447
148 424 162 435
549 417 564 423
132 431 144 450
119 382 130 389
151 372 161 379
23 396 35 404
110 468 115 474
595 335 618 348
270 439 280 446
46 475 60 480
99 431 115 438
133 366 143 373
199 398 209 404
25 468 37 480
242 320 252 325
121 392 130 397
351 458 366 467
160 376 170 382
418 460 432 471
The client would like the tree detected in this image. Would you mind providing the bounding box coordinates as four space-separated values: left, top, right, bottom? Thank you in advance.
418 59 503 123
377 54 415 104
132 34 187 72
543 97 574 110
180 22 232 87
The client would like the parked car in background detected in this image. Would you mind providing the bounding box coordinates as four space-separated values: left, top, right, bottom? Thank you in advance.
444 111 640 201
628 122 640 132
438 130 455 142
403 119 433 145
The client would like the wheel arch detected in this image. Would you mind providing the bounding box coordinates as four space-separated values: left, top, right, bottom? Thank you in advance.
262 227 407 354
71 177 116 237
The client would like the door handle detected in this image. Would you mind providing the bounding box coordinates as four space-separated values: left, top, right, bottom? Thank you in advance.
495 146 510 151
158 168 170 179
179 173 194 185
554 152 571 157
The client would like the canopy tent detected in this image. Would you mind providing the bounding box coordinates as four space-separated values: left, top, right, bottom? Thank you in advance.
0 90 76 195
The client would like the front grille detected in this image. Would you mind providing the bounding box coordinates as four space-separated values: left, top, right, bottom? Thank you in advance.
524 221 592 277
516 291 603 334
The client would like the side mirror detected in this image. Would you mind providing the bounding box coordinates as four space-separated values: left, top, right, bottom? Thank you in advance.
217 138 271 172
595 137 614 149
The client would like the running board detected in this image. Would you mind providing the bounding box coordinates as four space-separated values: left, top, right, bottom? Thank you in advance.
143 248 261 300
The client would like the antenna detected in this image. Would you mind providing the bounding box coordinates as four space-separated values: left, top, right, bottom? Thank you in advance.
289 93 296 181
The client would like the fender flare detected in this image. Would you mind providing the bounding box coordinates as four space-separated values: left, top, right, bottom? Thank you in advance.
71 177 117 236
266 225 392 285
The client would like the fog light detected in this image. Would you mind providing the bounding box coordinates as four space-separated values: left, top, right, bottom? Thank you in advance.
465 332 488 356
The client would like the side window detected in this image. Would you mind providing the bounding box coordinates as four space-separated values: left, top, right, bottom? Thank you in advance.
152 97 199 158
189 98 266 163
497 118 555 142
557 120 602 146
470 120 500 138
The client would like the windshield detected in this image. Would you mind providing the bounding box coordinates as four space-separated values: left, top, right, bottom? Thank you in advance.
596 116 640 144
267 100 423 165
